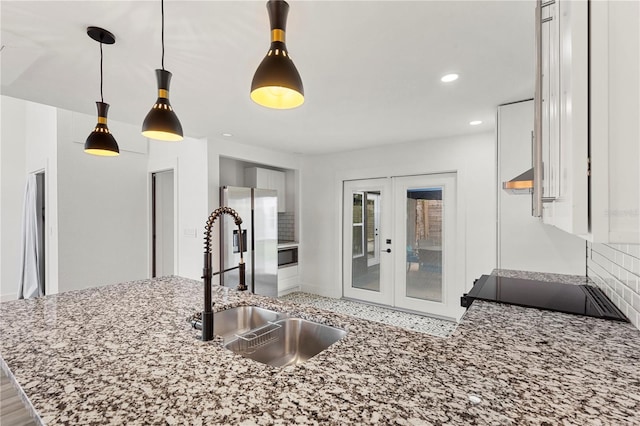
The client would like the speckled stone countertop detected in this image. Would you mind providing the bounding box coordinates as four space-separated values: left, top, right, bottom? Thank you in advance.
1 275 640 425
491 268 591 285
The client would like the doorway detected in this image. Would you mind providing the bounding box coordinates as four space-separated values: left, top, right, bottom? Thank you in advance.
151 170 175 277
343 174 459 320
35 172 45 295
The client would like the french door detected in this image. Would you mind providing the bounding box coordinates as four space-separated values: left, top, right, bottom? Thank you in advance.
343 179 393 305
343 174 460 320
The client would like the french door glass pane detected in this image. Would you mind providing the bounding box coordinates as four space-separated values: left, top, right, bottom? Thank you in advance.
366 197 375 260
352 225 363 256
406 187 443 302
352 191 380 292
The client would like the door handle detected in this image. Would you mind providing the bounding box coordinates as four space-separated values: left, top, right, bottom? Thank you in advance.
381 249 391 253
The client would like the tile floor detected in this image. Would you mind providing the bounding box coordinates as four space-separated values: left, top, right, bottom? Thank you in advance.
280 292 457 338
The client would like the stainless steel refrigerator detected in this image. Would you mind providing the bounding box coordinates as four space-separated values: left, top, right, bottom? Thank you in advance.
219 186 278 297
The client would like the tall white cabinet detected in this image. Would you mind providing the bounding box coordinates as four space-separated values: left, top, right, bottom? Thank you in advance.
538 0 639 244
538 0 589 235
589 0 640 244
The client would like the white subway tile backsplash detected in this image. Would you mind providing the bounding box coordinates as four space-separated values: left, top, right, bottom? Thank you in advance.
278 212 296 241
624 287 632 304
587 242 640 331
619 269 628 287
615 250 623 267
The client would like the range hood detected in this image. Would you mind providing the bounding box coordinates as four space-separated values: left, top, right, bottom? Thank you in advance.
502 168 534 194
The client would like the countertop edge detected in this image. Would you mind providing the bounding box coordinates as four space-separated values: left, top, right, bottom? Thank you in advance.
0 357 44 426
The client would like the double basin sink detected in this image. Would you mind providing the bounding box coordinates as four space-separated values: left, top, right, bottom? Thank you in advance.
212 306 346 367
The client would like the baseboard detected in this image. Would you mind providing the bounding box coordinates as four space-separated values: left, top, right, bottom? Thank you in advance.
300 282 341 299
0 292 17 303
277 286 300 297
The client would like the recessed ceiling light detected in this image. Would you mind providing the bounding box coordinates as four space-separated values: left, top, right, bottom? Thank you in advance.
222 133 233 137
441 73 459 83
469 120 482 126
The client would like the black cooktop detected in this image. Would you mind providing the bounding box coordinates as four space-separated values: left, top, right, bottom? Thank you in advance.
461 275 627 321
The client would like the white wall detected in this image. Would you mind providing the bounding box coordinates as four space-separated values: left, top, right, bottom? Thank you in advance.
148 137 209 281
299 132 497 298
219 157 249 187
25 101 59 296
1 96 59 300
56 109 148 292
497 100 586 274
1 97 27 301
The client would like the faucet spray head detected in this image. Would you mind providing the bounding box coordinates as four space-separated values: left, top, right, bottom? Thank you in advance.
237 261 247 291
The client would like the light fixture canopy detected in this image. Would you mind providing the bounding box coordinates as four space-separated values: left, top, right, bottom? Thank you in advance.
141 0 183 141
85 26 119 157
251 0 304 109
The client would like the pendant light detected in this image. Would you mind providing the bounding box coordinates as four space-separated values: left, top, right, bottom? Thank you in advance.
141 0 183 141
251 0 304 109
84 27 119 157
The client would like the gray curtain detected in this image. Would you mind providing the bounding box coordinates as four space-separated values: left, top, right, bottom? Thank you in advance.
18 174 43 299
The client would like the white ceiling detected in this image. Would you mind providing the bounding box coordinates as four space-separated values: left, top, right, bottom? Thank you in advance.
1 0 534 155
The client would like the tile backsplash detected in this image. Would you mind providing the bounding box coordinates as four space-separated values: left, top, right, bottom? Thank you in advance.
587 242 640 330
278 212 295 242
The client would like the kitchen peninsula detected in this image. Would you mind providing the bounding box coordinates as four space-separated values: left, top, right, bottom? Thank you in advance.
1 276 639 425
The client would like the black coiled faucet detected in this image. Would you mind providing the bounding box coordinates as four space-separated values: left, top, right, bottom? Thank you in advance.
201 207 247 341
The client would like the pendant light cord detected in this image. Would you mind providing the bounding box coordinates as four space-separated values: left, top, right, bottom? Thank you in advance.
161 0 165 70
100 41 104 102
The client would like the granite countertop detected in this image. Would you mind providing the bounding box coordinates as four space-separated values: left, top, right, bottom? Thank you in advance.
1 274 640 425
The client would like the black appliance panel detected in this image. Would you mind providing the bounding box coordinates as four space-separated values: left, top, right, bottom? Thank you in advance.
463 275 627 321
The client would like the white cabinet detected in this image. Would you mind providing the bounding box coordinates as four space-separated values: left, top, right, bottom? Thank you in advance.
245 167 286 213
277 264 299 296
538 0 639 244
589 0 640 244
538 0 589 235
540 1 560 200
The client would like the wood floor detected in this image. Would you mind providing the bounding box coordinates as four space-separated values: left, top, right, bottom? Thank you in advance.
0 369 37 426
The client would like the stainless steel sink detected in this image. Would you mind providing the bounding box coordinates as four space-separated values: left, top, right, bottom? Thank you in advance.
213 306 282 343
225 318 347 367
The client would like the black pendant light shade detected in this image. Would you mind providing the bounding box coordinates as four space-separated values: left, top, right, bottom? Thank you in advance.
141 69 183 141
85 27 119 157
251 0 304 109
142 0 183 141
85 102 119 156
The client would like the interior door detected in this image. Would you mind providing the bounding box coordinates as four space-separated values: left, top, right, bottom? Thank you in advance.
343 179 392 305
393 174 460 319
